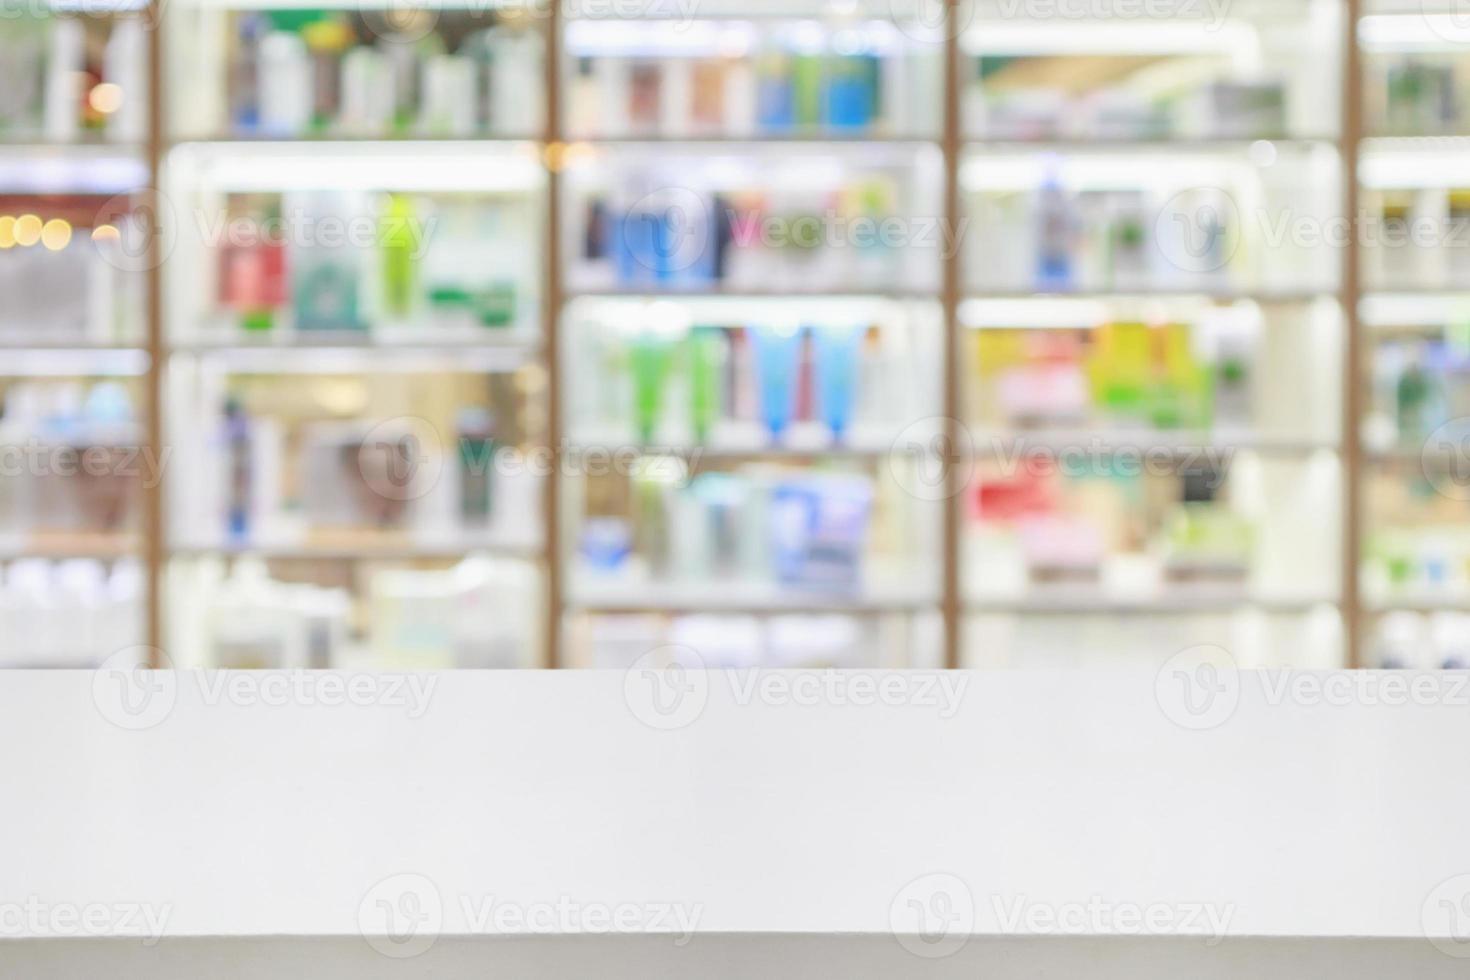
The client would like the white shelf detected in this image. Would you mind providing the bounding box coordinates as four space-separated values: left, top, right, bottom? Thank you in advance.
961 19 1261 56
171 340 537 374
0 347 148 376
568 421 927 460
170 536 543 561
568 574 937 613
166 141 545 193
971 429 1340 458
967 593 1339 615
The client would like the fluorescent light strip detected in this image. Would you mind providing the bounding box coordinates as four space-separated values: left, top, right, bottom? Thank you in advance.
0 157 148 195
170 142 544 193
0 350 148 377
565 21 762 56
1361 293 1470 328
1359 144 1470 188
1359 13 1470 48
570 295 920 329
960 153 1244 190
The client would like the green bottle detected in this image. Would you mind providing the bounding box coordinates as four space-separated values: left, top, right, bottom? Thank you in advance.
380 194 419 320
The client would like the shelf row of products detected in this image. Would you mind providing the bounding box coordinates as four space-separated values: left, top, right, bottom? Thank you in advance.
966 451 1340 603
0 557 144 668
572 457 936 601
14 0 1470 671
565 309 934 448
205 190 538 338
563 20 943 139
169 554 541 669
171 10 542 140
167 367 543 553
0 200 146 345
565 146 940 294
46 4 1470 147
0 15 145 144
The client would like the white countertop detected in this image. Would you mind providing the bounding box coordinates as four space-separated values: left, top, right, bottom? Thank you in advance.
5 668 1470 977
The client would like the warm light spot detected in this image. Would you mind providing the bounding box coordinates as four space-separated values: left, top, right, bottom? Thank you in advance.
0 217 15 249
88 83 124 115
14 215 42 247
41 219 72 251
92 224 121 242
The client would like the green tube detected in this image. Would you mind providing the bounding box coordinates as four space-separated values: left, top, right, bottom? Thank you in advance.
629 334 673 444
688 327 725 444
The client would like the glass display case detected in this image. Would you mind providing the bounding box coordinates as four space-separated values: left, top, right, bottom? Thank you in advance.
5 0 1451 670
0 1 152 666
958 0 1349 667
159 0 552 667
1358 5 1470 665
553 0 948 666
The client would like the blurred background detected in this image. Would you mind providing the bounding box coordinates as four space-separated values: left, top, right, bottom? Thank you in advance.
2 0 1468 670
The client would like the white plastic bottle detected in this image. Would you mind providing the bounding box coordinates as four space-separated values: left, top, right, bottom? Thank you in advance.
258 32 313 137
44 18 84 143
104 20 146 142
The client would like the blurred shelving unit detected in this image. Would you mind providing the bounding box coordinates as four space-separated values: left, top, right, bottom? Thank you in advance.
1355 3 1470 665
0 4 155 667
551 0 952 668
7 0 1450 670
955 0 1353 668
155 1 553 668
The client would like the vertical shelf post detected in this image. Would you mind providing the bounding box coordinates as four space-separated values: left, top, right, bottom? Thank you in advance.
942 0 964 669
544 0 565 668
144 2 166 664
1342 0 1364 668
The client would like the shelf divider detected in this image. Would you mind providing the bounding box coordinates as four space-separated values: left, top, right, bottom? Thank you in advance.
144 0 167 665
545 0 566 669
1343 0 1365 668
942 0 964 670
